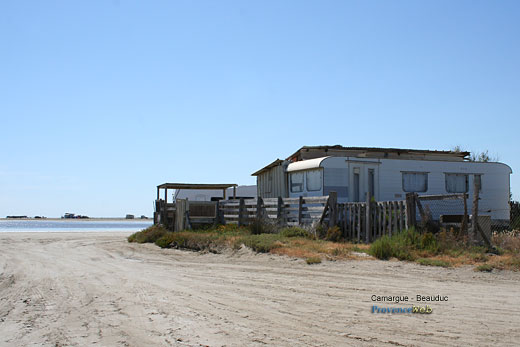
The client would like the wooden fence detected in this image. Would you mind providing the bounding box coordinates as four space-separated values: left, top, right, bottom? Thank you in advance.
338 199 407 243
155 192 470 242
218 195 331 226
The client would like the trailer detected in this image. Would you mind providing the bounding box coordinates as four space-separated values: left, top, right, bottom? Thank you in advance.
286 156 511 221
253 146 512 223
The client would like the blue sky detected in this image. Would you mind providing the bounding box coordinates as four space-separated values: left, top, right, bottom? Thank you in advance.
1 0 519 217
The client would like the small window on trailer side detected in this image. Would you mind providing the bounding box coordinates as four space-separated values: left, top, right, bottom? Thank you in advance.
306 169 322 191
402 172 428 192
290 172 304 193
445 173 468 193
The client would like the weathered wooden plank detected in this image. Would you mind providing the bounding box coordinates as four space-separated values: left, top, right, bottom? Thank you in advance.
389 201 394 236
238 199 246 227
356 204 361 243
380 203 384 236
417 194 465 201
349 204 354 240
365 194 371 243
399 201 404 232
282 198 300 204
393 201 399 234
302 196 329 203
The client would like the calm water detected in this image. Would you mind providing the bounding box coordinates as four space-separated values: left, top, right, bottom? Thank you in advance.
0 219 153 232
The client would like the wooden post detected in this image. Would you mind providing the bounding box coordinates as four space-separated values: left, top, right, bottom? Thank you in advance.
471 182 493 249
405 193 416 229
398 201 404 232
164 188 168 204
342 205 347 238
277 197 284 226
157 187 160 200
233 186 236 199
298 196 303 225
471 178 480 244
393 202 399 234
328 191 338 227
349 204 353 240
461 193 468 235
357 204 361 243
256 197 263 220
215 200 221 225
175 199 186 232
415 194 426 224
223 188 226 200
365 193 371 243
378 203 382 238
238 198 245 226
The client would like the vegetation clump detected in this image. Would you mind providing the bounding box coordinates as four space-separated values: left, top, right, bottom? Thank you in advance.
475 264 494 272
306 256 322 265
280 227 312 238
416 258 451 268
129 222 520 271
368 228 432 261
128 225 169 243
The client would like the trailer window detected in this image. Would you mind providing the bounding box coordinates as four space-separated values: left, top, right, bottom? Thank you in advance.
445 173 468 193
306 169 322 191
290 172 304 193
402 172 428 192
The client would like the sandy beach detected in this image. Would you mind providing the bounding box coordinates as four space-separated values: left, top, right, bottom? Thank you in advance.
1 232 519 346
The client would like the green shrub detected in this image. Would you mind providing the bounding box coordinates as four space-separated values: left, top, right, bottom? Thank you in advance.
369 228 422 261
416 258 451 267
280 227 311 238
128 225 169 243
240 234 283 253
369 235 393 260
419 232 439 253
169 232 221 251
471 253 489 262
314 223 328 239
325 226 342 242
248 218 277 235
306 256 322 265
154 233 177 248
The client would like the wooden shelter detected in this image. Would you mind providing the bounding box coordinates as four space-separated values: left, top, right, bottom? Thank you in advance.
155 183 237 230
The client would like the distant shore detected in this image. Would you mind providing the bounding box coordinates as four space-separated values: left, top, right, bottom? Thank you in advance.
0 217 150 222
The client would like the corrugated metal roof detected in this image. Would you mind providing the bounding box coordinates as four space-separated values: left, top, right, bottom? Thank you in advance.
286 157 329 172
251 159 285 176
286 145 470 161
157 183 237 190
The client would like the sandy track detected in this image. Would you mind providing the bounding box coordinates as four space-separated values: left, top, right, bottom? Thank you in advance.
0 232 519 346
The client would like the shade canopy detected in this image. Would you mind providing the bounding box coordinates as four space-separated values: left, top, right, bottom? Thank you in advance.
157 183 237 190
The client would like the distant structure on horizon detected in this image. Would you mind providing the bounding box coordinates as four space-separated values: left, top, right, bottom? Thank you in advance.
62 213 89 219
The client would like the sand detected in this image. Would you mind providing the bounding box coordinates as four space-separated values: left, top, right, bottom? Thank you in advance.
1 232 519 346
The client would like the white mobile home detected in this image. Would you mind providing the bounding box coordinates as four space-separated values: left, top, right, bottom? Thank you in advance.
253 146 512 221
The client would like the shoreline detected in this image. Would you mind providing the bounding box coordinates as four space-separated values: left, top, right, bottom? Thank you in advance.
0 218 151 222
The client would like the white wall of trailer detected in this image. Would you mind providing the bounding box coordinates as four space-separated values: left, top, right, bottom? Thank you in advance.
376 159 511 220
174 185 257 201
287 157 512 220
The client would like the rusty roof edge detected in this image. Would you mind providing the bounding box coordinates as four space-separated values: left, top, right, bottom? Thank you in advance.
157 183 238 189
285 145 470 160
251 159 284 176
